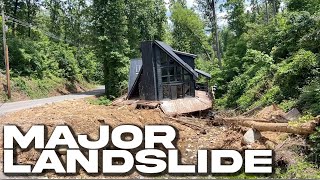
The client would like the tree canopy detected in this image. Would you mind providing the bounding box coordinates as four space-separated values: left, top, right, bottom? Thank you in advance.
0 0 319 115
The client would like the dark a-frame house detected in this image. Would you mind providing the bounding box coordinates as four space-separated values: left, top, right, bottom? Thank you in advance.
127 40 211 102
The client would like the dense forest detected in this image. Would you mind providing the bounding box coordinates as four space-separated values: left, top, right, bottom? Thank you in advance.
0 0 319 113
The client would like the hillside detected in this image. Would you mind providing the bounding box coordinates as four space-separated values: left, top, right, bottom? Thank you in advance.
0 71 95 103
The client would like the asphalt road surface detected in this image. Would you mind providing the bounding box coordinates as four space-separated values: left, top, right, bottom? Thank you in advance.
0 86 105 117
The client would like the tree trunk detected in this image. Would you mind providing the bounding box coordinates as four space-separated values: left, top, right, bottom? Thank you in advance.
12 0 19 36
215 117 320 135
272 0 277 24
26 0 31 37
207 0 222 68
211 0 222 68
265 0 269 23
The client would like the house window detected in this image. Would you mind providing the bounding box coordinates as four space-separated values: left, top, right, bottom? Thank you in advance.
160 51 167 65
177 85 183 98
163 85 170 99
184 83 191 96
159 49 194 100
161 68 168 76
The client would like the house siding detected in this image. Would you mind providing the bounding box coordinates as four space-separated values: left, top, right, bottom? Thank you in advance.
177 54 195 69
155 46 163 100
140 41 157 100
128 41 203 101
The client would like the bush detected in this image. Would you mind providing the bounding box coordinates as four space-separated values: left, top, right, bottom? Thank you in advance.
309 126 320 166
7 34 101 83
296 80 320 115
275 49 318 99
217 50 275 110
275 158 320 179
88 96 112 106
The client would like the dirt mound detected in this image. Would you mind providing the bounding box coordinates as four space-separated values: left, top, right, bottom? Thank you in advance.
255 104 286 120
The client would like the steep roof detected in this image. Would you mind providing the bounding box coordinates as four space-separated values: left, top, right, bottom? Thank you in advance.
173 50 197 58
127 59 143 99
155 41 198 78
195 69 212 78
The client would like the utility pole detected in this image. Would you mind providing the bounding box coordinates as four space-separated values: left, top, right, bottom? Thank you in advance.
1 1 11 99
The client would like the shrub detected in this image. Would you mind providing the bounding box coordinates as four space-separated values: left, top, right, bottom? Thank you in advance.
88 96 112 106
296 80 320 115
275 49 318 99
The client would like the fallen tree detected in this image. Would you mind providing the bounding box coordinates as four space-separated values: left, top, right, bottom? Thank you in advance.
214 116 320 135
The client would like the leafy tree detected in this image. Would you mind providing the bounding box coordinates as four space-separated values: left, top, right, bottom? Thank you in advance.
287 0 320 15
92 0 130 97
223 0 247 36
196 0 222 67
126 0 167 58
170 2 212 59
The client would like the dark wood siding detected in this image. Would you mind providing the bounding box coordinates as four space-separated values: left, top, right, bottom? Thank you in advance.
140 41 158 100
155 46 163 100
177 54 195 69
156 47 196 100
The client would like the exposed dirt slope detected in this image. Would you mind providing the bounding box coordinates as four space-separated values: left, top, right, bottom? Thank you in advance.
0 98 291 178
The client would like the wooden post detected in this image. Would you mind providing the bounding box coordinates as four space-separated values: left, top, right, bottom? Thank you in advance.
5 45 11 98
1 2 10 99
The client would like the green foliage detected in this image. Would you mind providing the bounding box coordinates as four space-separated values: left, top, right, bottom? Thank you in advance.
170 3 212 57
214 0 320 115
279 99 297 112
275 159 320 179
93 0 130 97
217 50 275 110
287 0 320 15
223 0 247 36
275 49 318 99
12 76 65 99
296 80 320 115
7 34 101 83
88 96 112 106
309 126 320 166
126 0 167 58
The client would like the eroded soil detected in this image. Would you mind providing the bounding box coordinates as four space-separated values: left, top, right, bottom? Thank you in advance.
0 98 289 179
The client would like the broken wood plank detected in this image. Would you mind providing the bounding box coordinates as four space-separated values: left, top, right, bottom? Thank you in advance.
169 117 206 134
242 105 263 116
136 100 161 109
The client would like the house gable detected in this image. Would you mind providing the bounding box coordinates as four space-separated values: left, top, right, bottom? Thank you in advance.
155 41 198 78
128 41 211 101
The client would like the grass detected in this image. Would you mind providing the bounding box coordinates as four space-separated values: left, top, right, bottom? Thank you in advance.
0 75 97 102
274 159 320 179
288 114 315 127
87 96 112 106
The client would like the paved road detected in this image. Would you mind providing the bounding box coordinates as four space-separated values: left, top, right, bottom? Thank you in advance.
0 86 105 116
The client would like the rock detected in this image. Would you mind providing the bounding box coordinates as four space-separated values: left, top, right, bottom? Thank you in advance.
285 108 301 121
200 129 207 134
242 128 262 145
97 119 106 124
265 140 276 149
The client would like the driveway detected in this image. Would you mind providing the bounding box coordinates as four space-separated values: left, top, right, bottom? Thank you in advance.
0 86 105 116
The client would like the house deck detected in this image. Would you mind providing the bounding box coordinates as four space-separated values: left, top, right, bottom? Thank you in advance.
112 91 212 116
160 91 212 116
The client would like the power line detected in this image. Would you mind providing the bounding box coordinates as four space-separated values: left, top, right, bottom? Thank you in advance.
5 14 75 45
